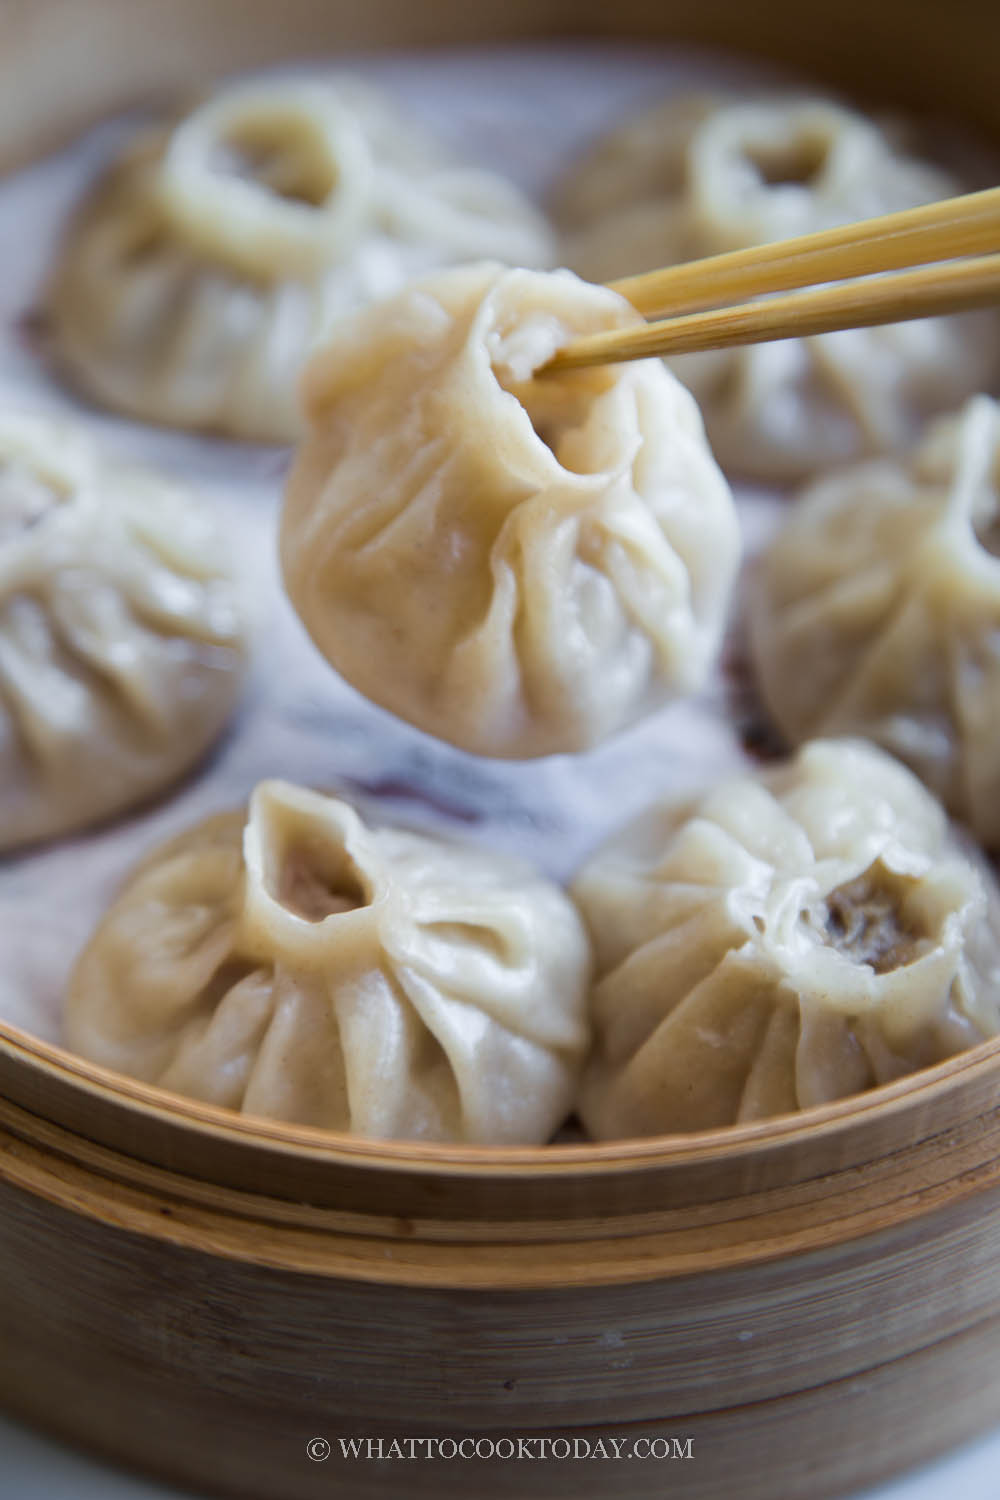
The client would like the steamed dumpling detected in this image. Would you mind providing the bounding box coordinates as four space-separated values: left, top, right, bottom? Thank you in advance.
750 396 1000 847
281 262 740 759
65 780 592 1143
572 740 1000 1137
45 77 554 442
555 95 998 481
0 410 246 850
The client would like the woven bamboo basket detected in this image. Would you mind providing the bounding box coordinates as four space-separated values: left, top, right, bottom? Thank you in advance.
1 2 998 1497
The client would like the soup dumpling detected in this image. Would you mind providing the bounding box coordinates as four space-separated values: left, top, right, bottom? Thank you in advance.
281 262 740 759
0 410 247 850
555 95 998 482
65 780 592 1144
750 395 1000 848
572 739 1000 1137
45 78 554 442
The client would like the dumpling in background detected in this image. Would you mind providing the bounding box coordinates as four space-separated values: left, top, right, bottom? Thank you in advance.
281 262 740 760
0 410 247 850
554 95 998 481
65 780 592 1144
572 740 1000 1138
44 77 554 443
750 395 1000 847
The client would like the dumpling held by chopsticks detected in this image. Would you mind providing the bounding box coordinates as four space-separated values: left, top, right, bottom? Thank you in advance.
280 262 740 759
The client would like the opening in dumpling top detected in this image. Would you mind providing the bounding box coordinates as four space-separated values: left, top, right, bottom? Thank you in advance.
261 801 372 924
801 861 924 975
211 118 339 208
741 127 832 188
489 312 621 477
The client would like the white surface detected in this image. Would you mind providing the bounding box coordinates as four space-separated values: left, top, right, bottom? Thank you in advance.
1 1406 999 1497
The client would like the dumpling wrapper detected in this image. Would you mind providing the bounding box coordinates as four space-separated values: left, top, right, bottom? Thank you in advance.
750 395 1000 848
572 739 1000 1137
45 78 554 443
555 95 999 482
0 410 246 851
281 262 740 759
65 780 592 1144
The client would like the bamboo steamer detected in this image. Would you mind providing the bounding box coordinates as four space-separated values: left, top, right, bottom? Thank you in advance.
2 3 1000 1498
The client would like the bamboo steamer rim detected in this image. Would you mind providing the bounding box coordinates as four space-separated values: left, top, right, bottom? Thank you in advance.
6 1013 1000 1290
4 1014 1000 1176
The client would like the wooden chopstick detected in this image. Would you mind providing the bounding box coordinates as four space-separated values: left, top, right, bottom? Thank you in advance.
609 186 1000 319
548 252 1000 371
542 187 1000 374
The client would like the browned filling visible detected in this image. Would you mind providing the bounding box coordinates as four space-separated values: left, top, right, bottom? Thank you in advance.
0 461 65 545
807 866 922 974
278 840 368 922
211 131 334 207
743 133 830 188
